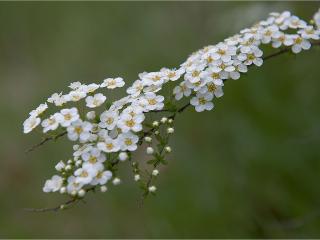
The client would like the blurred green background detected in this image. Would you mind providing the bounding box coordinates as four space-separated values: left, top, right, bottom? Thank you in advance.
0 1 320 238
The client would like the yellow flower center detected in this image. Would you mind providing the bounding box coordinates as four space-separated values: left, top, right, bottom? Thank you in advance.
152 75 161 82
217 49 226 55
148 99 157 105
211 73 220 79
295 37 302 44
64 114 72 121
74 126 83 134
125 119 135 127
106 143 114 150
89 156 97 164
125 138 132 146
247 53 255 61
207 83 216 92
199 97 206 105
106 117 114 125
192 70 200 77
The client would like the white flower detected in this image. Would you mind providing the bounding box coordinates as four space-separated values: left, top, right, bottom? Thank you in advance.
298 26 320 40
100 77 125 89
67 120 93 142
291 35 311 53
41 113 60 133
97 137 120 153
91 164 112 185
284 16 307 29
173 81 192 100
260 25 279 44
55 161 65 171
81 147 106 165
271 32 294 48
47 92 67 106
126 80 143 97
117 113 144 133
140 92 164 111
99 110 118 130
66 176 84 193
122 105 144 118
199 82 224 98
238 47 263 66
210 43 237 62
160 68 184 81
118 132 139 151
201 65 227 86
58 108 79 127
29 103 48 117
85 93 107 108
184 64 205 83
190 92 214 112
230 59 248 80
74 164 98 184
82 83 100 94
118 152 128 161
141 72 166 86
68 90 86 102
43 175 63 193
23 115 41 134
69 81 82 90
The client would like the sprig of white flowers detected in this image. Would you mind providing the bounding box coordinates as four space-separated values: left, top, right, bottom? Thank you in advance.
24 10 320 211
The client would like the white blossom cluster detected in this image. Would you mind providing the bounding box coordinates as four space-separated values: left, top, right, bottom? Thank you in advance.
174 10 320 112
23 10 320 201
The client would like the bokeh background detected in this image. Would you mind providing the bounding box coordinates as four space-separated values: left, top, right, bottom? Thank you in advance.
0 1 320 238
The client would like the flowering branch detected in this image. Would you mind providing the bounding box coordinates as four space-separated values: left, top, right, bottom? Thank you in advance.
23 9 320 212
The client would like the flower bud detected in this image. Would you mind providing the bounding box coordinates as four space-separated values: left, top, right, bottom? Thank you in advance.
146 147 154 155
59 187 66 194
113 177 121 185
65 165 72 171
148 185 157 192
161 117 168 124
168 118 173 124
154 130 159 135
100 185 108 192
167 127 174 134
144 136 152 143
78 189 86 197
165 146 172 153
152 169 159 176
118 152 128 161
86 111 96 120
152 121 159 127
71 190 77 197
55 161 65 171
75 160 82 167
134 174 140 181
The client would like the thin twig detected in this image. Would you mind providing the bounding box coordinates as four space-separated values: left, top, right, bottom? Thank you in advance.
25 187 95 213
26 131 67 153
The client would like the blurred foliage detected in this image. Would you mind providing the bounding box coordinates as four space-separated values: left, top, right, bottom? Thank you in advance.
0 1 320 238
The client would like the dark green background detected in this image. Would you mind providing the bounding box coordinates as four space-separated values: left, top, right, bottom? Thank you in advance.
0 1 320 238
